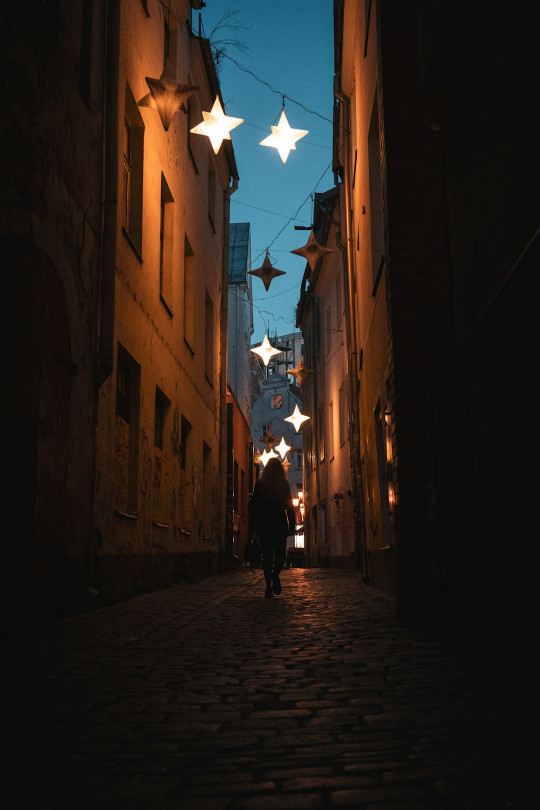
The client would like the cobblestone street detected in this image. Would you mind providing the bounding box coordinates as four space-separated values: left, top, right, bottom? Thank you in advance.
2 569 538 809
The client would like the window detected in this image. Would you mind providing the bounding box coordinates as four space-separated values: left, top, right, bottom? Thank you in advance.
187 95 200 172
123 85 144 255
241 469 247 519
339 382 347 446
326 305 332 355
208 161 216 231
160 174 174 313
163 7 178 69
272 394 282 409
180 415 191 470
115 344 141 514
295 451 303 470
328 400 335 461
318 403 325 463
202 441 212 537
116 359 130 422
79 0 93 106
261 424 269 437
368 90 385 287
205 290 214 384
233 460 239 515
336 275 342 322
184 236 195 350
154 387 169 449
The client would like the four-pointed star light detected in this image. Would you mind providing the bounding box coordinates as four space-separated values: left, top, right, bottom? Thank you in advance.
249 251 286 291
260 109 308 164
190 96 244 154
285 404 310 432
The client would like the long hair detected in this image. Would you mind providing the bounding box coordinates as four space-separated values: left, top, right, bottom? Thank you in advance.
260 457 290 504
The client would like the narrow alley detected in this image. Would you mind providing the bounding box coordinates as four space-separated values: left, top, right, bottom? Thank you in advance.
2 569 538 809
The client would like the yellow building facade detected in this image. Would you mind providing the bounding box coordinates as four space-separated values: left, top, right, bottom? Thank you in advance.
93 0 238 601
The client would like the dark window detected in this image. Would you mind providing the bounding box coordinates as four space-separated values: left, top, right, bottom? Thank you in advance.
154 388 169 449
116 360 130 422
180 416 192 470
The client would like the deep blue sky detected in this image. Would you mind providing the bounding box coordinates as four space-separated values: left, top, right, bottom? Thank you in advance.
198 0 335 344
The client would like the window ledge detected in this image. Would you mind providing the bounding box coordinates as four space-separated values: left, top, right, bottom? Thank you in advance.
114 508 138 520
159 294 173 318
122 227 143 263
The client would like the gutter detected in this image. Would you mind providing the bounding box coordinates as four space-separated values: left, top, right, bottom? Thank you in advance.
97 0 121 385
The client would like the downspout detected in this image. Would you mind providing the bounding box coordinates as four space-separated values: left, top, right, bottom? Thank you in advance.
220 174 239 563
334 76 368 579
97 0 121 385
89 0 121 598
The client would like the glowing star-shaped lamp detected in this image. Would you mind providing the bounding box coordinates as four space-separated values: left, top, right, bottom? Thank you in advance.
260 109 308 164
275 436 292 460
190 96 243 154
260 449 278 467
138 64 198 131
281 456 292 473
259 428 277 452
250 334 283 367
249 251 286 292
287 359 313 387
291 228 333 272
285 404 310 432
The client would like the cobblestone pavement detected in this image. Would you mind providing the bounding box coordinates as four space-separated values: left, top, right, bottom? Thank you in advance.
2 569 539 809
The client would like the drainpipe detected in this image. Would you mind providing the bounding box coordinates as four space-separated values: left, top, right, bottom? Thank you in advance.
220 174 238 562
334 76 368 580
97 0 121 385
88 0 121 599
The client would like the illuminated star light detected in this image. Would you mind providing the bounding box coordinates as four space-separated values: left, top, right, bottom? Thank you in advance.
281 456 292 473
260 109 308 164
287 359 313 387
259 449 279 467
190 96 243 154
285 404 310 432
250 334 283 366
138 63 198 132
249 251 286 291
275 436 292 460
291 228 333 272
259 428 277 452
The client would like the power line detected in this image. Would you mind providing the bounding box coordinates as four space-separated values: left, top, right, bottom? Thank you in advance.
220 54 333 125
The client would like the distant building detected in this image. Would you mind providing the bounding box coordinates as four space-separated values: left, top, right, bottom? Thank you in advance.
228 223 254 420
250 355 305 558
297 188 356 570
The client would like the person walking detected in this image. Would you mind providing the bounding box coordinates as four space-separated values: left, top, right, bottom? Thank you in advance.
248 457 296 598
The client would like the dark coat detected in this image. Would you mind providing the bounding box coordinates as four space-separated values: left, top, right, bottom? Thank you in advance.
248 479 296 540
